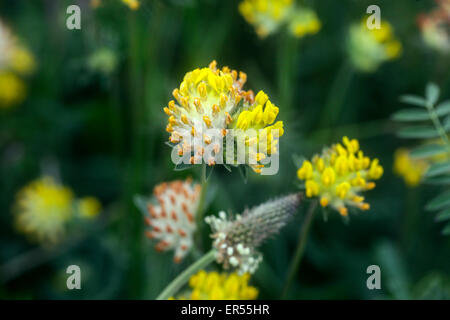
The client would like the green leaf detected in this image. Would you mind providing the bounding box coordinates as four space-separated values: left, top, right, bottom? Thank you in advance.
425 161 450 178
425 190 450 211
410 144 447 159
435 208 450 222
292 154 306 168
426 83 440 106
222 164 232 172
238 165 248 184
442 223 450 236
435 101 450 116
397 125 438 139
174 162 192 171
423 175 450 185
391 108 430 121
205 165 214 181
133 195 152 216
399 95 427 107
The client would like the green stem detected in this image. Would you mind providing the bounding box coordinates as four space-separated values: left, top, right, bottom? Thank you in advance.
156 249 216 300
281 200 318 298
427 103 450 152
277 34 299 114
195 163 208 247
317 61 354 142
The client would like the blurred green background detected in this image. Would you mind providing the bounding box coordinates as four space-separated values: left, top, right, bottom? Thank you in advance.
0 0 449 299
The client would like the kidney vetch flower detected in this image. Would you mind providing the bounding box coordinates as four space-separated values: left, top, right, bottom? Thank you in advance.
239 0 321 39
170 270 258 300
347 18 402 72
14 176 101 244
297 137 383 216
142 179 201 263
165 60 284 174
0 20 35 108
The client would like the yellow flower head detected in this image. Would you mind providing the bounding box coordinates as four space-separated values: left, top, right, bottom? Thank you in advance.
165 60 283 174
122 0 139 10
347 19 402 72
288 7 321 38
172 270 258 300
297 137 383 216
393 148 429 187
239 0 294 38
0 72 26 108
77 197 102 219
0 21 35 108
14 177 74 244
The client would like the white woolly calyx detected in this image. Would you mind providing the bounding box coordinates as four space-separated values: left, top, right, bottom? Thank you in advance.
205 193 302 275
144 179 201 263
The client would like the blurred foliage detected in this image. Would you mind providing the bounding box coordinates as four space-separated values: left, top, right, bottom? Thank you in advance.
0 0 449 300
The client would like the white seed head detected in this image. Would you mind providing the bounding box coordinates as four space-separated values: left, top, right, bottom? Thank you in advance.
206 193 302 274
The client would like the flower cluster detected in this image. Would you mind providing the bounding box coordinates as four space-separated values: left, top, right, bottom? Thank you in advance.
0 20 35 108
417 0 450 54
347 19 402 72
121 0 139 10
205 193 301 274
297 137 383 216
14 177 101 244
144 179 201 263
165 60 283 174
171 270 258 300
90 0 139 10
239 0 321 38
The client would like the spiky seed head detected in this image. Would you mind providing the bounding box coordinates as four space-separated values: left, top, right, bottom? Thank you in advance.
205 193 301 274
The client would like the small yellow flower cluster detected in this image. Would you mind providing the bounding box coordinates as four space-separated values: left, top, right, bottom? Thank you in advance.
0 21 35 108
14 177 101 244
171 270 258 300
297 137 383 216
121 0 139 10
393 148 429 187
239 0 321 38
90 0 139 10
287 7 321 38
165 60 283 173
347 19 402 72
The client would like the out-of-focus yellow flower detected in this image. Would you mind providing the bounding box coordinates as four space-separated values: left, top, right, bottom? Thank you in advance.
297 137 383 216
14 176 102 244
90 0 139 10
77 197 102 219
0 20 35 109
171 270 258 300
393 148 429 187
122 0 139 10
239 0 294 38
417 0 450 54
0 72 26 108
288 7 321 38
14 177 74 244
239 0 321 39
165 60 283 174
87 48 118 74
347 19 402 72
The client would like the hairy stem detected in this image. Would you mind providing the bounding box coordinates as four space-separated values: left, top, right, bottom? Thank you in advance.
195 163 209 248
156 249 216 300
281 200 318 298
